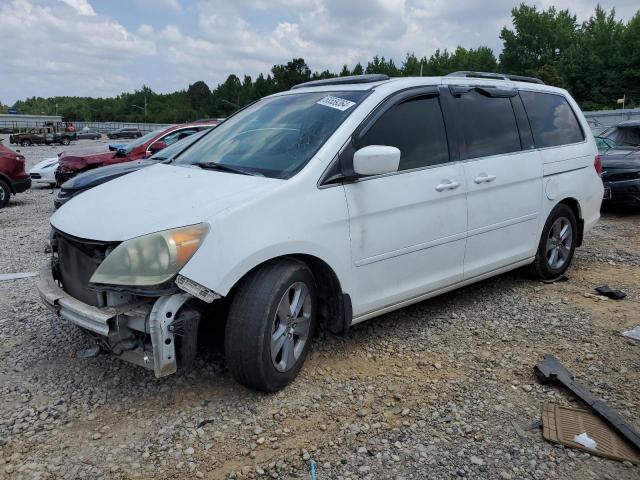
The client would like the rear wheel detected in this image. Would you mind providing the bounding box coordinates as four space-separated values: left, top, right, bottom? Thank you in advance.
225 259 317 392
61 137 70 146
0 180 10 209
529 204 577 281
20 139 31 147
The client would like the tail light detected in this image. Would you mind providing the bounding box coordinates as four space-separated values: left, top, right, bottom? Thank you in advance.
594 154 602 175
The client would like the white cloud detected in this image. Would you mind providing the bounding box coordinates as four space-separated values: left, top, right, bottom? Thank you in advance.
135 0 183 12
59 0 95 16
0 0 638 104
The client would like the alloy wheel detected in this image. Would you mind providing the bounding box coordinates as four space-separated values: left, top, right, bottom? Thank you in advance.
546 217 573 269
270 282 312 372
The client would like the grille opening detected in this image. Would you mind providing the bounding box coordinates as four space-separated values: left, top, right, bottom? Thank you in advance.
54 232 113 307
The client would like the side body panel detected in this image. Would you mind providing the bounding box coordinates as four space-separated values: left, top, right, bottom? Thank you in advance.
344 163 467 316
462 150 543 277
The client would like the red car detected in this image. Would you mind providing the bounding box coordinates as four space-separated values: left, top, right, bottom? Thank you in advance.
0 140 30 209
55 121 219 184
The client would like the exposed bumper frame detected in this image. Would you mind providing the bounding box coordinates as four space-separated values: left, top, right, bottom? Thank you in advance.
37 265 191 377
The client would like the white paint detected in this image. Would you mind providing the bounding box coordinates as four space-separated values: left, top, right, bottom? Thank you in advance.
49 76 603 322
28 157 59 186
352 145 400 176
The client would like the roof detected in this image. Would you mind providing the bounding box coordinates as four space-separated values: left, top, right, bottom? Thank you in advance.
615 119 640 127
279 70 567 99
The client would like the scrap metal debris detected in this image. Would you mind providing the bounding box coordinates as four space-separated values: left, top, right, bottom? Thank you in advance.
535 354 640 457
595 285 627 300
542 403 640 464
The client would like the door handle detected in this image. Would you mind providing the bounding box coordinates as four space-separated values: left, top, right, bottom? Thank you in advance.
474 173 496 184
435 179 461 192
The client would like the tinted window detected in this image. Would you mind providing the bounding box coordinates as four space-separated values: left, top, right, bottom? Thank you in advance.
360 96 449 171
457 90 521 159
162 128 198 146
520 91 584 148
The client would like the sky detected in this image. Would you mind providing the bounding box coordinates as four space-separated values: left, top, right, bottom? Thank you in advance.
0 0 638 104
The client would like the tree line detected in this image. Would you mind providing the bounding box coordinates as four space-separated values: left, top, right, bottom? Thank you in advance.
4 4 639 123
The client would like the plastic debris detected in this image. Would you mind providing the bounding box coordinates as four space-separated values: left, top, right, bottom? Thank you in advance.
574 432 597 450
595 285 626 300
76 346 100 358
623 326 640 342
307 460 317 480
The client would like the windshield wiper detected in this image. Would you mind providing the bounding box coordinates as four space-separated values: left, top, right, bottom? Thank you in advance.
196 161 260 176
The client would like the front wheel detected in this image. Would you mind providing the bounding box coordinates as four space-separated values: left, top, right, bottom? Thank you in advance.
61 137 70 146
529 204 577 281
20 140 31 147
225 260 317 392
0 180 10 208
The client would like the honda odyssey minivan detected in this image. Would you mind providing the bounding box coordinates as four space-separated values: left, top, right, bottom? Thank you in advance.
38 72 603 391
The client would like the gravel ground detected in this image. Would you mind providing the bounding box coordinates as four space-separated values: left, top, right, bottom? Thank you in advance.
0 135 639 479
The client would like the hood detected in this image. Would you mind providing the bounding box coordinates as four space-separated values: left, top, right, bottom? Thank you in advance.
58 150 118 172
31 157 59 171
51 163 283 241
601 148 640 170
62 159 158 190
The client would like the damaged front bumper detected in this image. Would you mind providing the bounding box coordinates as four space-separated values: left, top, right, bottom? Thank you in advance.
37 265 197 377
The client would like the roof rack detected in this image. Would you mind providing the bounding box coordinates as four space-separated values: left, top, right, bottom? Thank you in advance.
446 71 545 85
291 74 390 90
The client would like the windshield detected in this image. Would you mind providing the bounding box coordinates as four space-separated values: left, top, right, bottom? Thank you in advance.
175 91 368 179
123 129 164 154
151 129 208 160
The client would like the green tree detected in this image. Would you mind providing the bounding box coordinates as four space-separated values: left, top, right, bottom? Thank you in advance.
499 4 578 82
186 80 212 114
271 58 311 90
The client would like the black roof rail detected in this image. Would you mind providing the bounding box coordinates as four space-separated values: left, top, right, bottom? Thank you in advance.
291 74 390 90
446 71 545 85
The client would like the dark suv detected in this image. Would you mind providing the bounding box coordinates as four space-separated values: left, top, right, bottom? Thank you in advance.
107 128 143 139
0 140 30 208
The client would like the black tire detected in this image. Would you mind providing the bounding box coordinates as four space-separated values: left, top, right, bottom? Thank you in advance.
0 179 10 209
20 140 31 147
61 137 70 146
529 204 577 281
225 259 317 392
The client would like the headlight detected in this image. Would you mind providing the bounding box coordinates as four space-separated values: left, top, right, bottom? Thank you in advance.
90 223 209 287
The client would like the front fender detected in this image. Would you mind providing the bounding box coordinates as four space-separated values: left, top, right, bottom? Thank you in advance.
181 240 351 298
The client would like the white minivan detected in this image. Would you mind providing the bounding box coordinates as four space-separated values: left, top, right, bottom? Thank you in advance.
38 72 604 391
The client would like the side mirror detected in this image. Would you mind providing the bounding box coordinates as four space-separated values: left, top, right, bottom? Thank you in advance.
148 141 167 154
353 145 400 177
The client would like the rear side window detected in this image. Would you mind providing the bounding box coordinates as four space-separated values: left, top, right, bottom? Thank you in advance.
520 91 584 148
456 90 521 159
360 96 449 171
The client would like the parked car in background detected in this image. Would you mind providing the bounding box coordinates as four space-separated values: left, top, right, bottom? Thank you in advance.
29 156 59 187
595 121 640 208
54 129 208 208
107 128 143 139
38 73 602 392
10 126 76 146
598 120 640 147
0 140 30 208
56 121 219 184
76 130 102 140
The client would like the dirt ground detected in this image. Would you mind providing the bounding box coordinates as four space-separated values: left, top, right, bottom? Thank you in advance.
0 135 638 479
